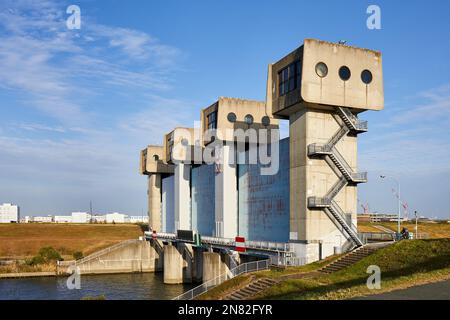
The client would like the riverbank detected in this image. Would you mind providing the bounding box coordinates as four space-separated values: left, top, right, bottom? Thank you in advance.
0 271 56 279
0 224 143 260
199 239 450 300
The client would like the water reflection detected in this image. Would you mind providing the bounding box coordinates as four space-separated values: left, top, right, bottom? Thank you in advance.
0 273 193 300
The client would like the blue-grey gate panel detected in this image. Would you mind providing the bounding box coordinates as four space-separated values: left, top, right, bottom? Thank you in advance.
238 138 290 242
162 175 175 233
191 164 215 236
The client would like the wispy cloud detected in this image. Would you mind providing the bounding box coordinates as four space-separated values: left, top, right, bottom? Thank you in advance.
0 0 179 124
0 0 188 215
360 83 450 176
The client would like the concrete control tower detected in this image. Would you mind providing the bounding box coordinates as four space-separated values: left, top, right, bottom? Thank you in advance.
266 39 384 262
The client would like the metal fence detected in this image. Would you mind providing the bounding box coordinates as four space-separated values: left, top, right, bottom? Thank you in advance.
73 239 139 265
358 232 430 242
173 259 270 300
269 255 307 267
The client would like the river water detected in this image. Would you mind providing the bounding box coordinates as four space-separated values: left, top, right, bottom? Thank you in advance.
0 273 193 300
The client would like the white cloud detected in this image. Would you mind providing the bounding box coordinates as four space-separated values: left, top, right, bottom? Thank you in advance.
360 83 450 177
0 1 185 215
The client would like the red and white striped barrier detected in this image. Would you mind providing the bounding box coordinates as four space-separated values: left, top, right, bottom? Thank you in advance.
235 236 246 252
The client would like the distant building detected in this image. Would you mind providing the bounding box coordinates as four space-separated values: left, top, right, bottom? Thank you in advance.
129 216 149 224
32 216 53 223
20 216 31 223
91 215 106 223
54 216 73 223
0 203 20 223
72 212 91 223
106 212 128 224
358 213 407 223
71 212 91 224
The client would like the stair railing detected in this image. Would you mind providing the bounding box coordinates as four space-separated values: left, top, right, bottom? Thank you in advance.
173 259 270 300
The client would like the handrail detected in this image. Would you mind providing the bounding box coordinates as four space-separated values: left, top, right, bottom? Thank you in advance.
330 200 359 233
147 232 291 253
338 107 368 131
331 147 367 182
326 176 348 199
329 126 349 148
173 259 270 300
74 239 140 265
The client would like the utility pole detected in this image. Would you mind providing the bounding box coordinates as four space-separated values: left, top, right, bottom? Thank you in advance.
415 210 418 238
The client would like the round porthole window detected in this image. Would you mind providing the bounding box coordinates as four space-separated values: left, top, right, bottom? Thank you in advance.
153 155 159 161
227 112 237 123
361 69 373 84
315 62 328 78
181 138 189 146
244 114 254 125
262 116 271 126
339 66 351 81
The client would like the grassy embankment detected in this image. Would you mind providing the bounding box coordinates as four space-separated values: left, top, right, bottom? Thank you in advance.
360 221 450 238
0 224 142 274
200 239 450 300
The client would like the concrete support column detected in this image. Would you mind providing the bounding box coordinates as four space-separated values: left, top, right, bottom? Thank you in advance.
288 109 358 260
163 244 183 284
179 243 194 283
214 144 238 238
174 163 191 231
150 239 164 271
202 252 229 283
192 247 204 283
148 173 162 231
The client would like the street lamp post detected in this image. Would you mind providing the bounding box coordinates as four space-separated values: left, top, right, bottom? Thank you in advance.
380 175 401 236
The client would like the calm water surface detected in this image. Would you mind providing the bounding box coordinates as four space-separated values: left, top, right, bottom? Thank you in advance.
0 273 193 300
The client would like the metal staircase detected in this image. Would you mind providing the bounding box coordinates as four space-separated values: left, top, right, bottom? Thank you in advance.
308 107 367 247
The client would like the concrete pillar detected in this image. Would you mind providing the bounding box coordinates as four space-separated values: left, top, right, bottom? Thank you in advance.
214 144 238 238
289 109 358 257
179 243 194 283
163 244 183 284
202 252 229 283
192 247 204 283
151 239 164 271
174 163 191 231
148 173 162 231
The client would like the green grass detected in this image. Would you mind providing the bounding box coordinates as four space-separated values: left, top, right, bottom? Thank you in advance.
257 239 450 300
198 253 344 300
199 239 450 300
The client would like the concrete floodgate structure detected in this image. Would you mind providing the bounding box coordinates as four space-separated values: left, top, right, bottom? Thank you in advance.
137 38 384 285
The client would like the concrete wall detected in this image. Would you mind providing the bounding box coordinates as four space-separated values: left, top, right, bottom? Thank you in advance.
191 164 215 236
163 244 183 284
162 175 175 233
174 164 191 231
148 174 162 231
68 240 162 275
202 252 230 283
289 108 358 259
215 144 238 238
238 138 290 242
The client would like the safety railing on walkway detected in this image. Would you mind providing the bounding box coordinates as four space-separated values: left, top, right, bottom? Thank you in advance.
74 239 140 265
146 232 292 253
173 259 270 300
269 255 307 267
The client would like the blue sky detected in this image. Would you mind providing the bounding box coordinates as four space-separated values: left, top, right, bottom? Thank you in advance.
0 0 450 218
